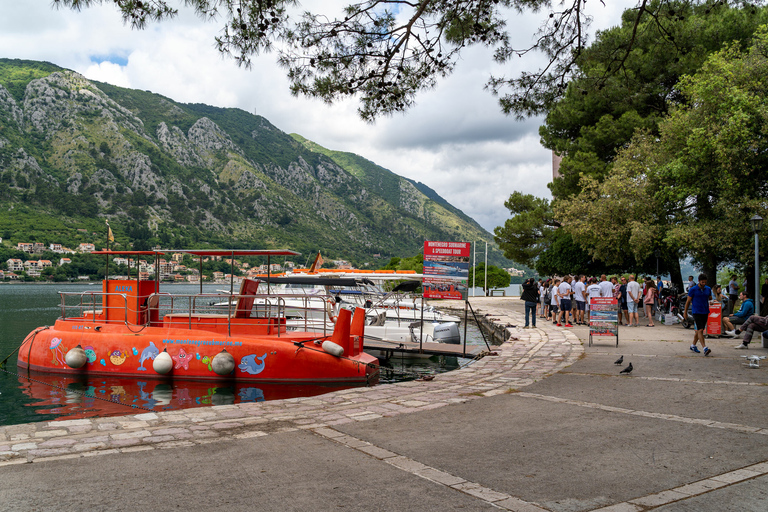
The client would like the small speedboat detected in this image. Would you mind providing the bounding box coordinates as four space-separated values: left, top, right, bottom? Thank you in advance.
17 250 378 384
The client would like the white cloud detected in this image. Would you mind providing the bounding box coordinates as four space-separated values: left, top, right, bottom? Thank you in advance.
0 0 634 232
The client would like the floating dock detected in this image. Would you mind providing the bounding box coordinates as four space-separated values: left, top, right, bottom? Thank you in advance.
363 337 484 358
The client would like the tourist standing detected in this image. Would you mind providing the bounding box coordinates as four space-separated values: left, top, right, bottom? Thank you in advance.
521 278 539 329
619 276 629 325
643 279 658 327
727 275 739 316
761 277 768 316
599 274 613 298
585 277 602 323
558 276 573 327
683 274 712 356
550 279 560 324
685 276 695 292
572 275 587 325
626 275 641 327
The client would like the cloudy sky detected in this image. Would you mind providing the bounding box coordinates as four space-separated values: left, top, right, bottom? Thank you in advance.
0 0 632 233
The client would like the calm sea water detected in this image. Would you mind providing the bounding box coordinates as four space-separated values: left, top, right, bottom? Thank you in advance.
0 283 488 426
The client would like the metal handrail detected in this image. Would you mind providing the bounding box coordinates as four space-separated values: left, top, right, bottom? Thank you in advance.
58 291 128 325
57 290 335 336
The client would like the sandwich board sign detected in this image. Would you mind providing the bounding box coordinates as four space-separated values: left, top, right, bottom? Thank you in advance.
589 297 619 347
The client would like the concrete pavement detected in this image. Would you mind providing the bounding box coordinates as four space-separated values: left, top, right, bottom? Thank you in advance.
1 297 767 511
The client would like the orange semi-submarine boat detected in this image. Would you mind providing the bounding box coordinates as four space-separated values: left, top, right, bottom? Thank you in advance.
17 250 379 384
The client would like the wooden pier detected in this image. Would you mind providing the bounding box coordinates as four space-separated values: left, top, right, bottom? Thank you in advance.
363 337 484 358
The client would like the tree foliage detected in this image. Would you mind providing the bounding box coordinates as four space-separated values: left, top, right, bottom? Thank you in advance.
496 2 768 276
51 0 752 121
541 1 768 199
493 192 558 267
467 262 510 292
556 27 768 283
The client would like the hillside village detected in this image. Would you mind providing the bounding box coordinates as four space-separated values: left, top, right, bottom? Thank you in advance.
0 239 374 282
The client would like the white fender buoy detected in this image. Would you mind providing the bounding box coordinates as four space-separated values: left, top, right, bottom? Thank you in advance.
65 345 87 369
322 340 344 357
153 349 173 375
211 349 235 376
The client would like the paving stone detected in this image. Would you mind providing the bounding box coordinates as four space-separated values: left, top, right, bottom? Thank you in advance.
450 481 509 502
52 419 91 428
34 429 69 438
495 497 550 512
414 467 465 486
710 468 761 483
629 489 689 507
590 504 643 512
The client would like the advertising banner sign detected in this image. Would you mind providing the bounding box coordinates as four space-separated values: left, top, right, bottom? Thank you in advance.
422 241 470 300
707 301 722 336
589 297 619 346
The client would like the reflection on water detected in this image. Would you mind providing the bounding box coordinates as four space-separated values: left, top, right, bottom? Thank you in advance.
0 283 488 425
15 372 362 420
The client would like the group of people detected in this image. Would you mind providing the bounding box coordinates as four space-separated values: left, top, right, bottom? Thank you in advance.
520 274 665 329
523 271 768 356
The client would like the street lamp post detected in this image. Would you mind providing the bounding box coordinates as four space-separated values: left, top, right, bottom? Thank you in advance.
751 214 763 305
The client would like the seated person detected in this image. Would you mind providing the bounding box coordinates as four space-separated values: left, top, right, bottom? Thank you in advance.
723 291 754 335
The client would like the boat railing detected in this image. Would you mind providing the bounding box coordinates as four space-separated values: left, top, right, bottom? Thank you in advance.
58 290 123 323
58 289 336 336
151 292 335 337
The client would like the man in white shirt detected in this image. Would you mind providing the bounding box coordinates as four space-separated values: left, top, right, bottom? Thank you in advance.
585 277 602 322
684 276 694 292
557 276 574 327
572 275 586 325
626 274 642 327
599 274 614 297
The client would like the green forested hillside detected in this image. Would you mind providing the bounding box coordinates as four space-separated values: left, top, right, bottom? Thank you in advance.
0 58 510 267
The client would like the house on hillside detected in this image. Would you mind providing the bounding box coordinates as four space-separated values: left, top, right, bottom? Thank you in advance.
24 261 41 277
59 258 72 266
78 243 95 253
17 243 33 253
6 259 24 272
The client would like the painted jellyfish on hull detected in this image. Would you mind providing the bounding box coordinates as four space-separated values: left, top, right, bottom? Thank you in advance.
49 337 66 366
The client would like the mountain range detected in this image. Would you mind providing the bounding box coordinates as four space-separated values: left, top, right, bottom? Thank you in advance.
0 58 511 267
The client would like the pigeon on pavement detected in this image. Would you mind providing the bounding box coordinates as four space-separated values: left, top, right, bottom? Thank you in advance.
614 355 624 365
619 362 633 375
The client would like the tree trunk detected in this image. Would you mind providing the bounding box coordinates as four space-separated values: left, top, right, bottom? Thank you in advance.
668 257 684 292
702 254 718 289
745 262 757 301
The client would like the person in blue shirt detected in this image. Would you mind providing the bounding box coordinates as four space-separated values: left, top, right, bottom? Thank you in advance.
723 291 754 335
683 273 712 356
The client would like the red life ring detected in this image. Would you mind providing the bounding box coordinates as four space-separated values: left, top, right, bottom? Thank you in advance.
325 299 337 323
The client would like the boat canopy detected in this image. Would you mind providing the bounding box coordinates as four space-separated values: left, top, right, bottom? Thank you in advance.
267 276 371 287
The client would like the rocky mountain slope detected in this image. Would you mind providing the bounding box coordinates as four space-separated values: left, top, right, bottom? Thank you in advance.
0 58 508 266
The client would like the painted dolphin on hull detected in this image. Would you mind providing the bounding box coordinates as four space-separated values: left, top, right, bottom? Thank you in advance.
238 353 268 375
137 342 160 371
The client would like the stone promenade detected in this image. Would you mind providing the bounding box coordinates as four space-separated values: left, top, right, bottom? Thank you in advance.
1 297 767 512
